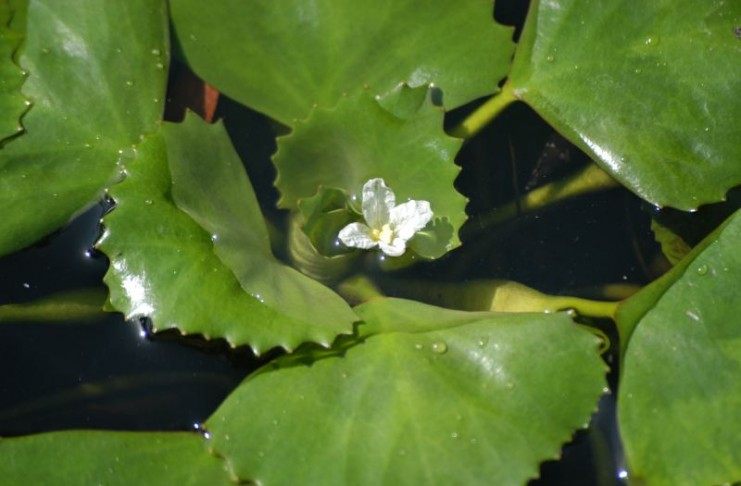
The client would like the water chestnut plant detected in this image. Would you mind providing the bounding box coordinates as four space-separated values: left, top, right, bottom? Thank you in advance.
0 0 739 485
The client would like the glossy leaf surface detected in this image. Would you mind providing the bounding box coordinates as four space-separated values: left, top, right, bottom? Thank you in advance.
275 89 465 256
100 114 356 353
170 0 514 124
509 0 741 209
207 299 606 485
0 0 25 142
0 431 231 484
618 210 741 485
0 0 169 256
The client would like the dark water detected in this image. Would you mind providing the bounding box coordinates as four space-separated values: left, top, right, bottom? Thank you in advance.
0 1 678 484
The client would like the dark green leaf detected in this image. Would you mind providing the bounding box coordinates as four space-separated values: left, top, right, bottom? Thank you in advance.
170 0 514 124
0 0 26 142
509 0 741 209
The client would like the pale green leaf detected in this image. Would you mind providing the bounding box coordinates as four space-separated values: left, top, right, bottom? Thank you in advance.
0 0 169 256
99 113 356 354
0 431 231 485
206 299 606 485
617 210 741 485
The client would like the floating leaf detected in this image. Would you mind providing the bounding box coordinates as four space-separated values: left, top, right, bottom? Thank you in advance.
274 89 465 257
206 299 606 485
0 0 169 256
0 431 231 484
617 210 741 485
99 114 356 353
0 0 26 142
508 0 741 209
169 0 514 124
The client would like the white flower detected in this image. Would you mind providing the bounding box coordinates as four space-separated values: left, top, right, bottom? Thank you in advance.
338 178 433 257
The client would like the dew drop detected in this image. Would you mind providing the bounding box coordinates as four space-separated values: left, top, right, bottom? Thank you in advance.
151 48 161 56
546 54 555 62
430 341 448 354
477 337 488 348
155 62 164 70
22 282 30 289
125 80 134 87
450 432 459 439
144 199 153 205
413 343 423 350
696 264 708 275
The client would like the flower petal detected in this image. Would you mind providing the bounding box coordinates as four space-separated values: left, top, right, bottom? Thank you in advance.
362 178 395 229
389 200 433 241
338 222 377 249
379 237 407 257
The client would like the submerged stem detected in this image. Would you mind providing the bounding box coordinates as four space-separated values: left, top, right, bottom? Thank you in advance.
450 82 517 139
464 163 619 239
375 277 620 321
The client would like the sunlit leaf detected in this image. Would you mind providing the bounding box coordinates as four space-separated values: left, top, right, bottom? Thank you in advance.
170 0 514 124
617 210 741 485
99 114 356 354
0 0 169 256
207 299 606 485
508 0 741 209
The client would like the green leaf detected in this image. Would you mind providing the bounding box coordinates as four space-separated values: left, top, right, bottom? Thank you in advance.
0 431 231 484
99 113 356 353
206 298 607 485
169 0 514 125
508 0 741 209
287 187 359 283
0 0 26 142
617 210 741 485
651 219 691 266
274 89 465 257
0 0 169 257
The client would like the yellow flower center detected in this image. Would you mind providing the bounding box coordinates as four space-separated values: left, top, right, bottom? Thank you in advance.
371 224 394 245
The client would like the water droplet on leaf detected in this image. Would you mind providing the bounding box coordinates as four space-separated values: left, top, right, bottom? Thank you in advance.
431 341 447 354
